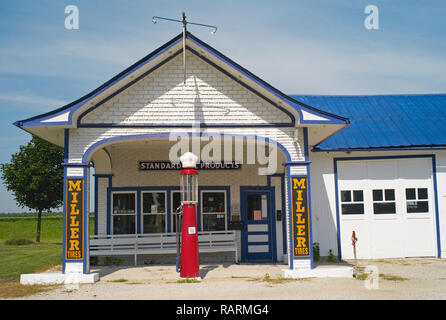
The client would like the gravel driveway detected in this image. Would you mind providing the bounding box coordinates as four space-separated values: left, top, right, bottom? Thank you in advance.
15 258 446 300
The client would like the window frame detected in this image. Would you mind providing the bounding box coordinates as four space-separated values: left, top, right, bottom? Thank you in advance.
405 187 430 215
340 189 365 216
372 188 397 215
111 191 137 235
200 190 228 231
171 190 182 233
141 190 167 233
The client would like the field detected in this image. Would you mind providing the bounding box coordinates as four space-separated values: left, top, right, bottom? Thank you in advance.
0 213 93 298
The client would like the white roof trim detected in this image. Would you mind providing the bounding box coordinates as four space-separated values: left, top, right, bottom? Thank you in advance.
40 111 70 123
301 109 330 122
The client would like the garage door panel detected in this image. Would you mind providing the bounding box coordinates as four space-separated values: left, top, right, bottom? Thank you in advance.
367 161 398 180
338 158 437 260
338 162 366 181
397 158 431 180
372 219 404 259
404 218 436 257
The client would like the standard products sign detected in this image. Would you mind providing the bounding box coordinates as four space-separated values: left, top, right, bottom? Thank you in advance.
65 179 84 260
138 161 241 171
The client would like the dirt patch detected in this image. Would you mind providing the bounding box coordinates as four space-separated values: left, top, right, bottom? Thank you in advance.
8 259 446 300
0 279 59 299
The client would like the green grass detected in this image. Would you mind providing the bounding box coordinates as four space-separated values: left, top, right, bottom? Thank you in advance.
0 213 63 243
177 278 201 283
0 243 62 279
0 213 94 244
0 213 94 280
0 212 95 297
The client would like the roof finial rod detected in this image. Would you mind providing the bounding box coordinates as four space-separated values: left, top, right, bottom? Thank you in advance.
152 12 218 84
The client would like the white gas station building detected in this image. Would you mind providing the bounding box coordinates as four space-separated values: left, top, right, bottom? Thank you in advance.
15 32 446 283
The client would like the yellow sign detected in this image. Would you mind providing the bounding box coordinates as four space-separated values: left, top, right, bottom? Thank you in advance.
65 178 84 260
290 177 310 257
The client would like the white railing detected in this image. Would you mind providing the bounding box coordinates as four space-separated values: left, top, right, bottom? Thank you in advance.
90 230 237 266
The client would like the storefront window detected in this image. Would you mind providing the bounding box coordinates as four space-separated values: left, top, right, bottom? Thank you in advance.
112 192 136 234
142 192 166 233
201 191 226 231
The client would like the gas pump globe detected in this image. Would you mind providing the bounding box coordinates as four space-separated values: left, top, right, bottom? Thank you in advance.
179 152 200 279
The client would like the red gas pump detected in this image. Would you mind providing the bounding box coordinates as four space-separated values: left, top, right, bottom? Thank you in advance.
179 152 200 279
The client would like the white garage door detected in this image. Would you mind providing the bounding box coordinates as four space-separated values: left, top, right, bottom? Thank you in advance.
338 158 437 259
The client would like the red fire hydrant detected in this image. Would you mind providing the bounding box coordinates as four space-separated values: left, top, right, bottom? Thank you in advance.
179 152 200 279
352 231 358 278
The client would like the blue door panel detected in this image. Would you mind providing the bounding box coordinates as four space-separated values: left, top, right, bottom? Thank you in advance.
240 187 276 262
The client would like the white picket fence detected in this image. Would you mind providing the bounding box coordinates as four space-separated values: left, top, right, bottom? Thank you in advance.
90 230 237 266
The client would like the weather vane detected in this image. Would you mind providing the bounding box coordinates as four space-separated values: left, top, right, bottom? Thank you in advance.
152 12 218 84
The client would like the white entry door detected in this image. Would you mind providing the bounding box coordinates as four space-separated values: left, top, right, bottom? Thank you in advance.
337 157 437 259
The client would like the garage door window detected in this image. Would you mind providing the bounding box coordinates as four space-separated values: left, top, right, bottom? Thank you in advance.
406 188 429 213
373 189 396 214
341 190 364 215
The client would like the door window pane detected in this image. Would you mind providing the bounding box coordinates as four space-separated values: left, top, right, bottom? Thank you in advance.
406 188 416 200
247 194 268 221
406 188 429 213
373 189 396 214
341 190 364 215
342 203 364 215
385 189 395 201
372 189 383 201
418 188 428 200
172 192 181 233
407 201 428 213
374 202 396 214
353 190 364 202
341 190 351 202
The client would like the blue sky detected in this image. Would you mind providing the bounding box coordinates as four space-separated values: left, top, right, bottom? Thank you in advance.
0 0 445 212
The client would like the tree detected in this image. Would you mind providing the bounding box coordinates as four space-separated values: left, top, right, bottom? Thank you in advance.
1 136 64 242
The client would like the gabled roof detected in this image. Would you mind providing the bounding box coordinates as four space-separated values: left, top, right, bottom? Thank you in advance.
14 32 349 132
292 94 446 151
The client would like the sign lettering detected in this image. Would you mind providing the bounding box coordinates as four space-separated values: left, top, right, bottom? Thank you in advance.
65 178 83 260
138 161 241 171
290 177 311 257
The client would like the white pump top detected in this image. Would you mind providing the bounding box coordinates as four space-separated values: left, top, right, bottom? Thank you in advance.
180 152 198 168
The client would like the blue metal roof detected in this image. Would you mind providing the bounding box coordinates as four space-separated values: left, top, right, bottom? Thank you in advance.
291 94 446 151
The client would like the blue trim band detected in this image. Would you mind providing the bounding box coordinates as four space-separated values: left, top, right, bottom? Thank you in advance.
81 132 292 164
313 146 446 152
